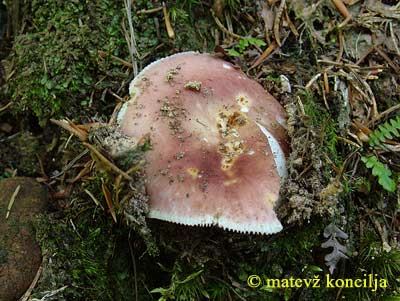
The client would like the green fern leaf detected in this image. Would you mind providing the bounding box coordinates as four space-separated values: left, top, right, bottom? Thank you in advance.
378 124 393 139
386 120 399 137
361 155 396 192
368 115 400 147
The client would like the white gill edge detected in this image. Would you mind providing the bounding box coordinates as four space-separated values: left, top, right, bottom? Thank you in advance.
149 209 283 234
256 122 287 180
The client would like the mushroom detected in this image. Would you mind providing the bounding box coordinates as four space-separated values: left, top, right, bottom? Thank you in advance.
117 52 288 234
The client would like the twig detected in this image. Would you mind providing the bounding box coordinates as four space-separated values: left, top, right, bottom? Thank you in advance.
0 101 12 112
137 7 162 15
68 160 92 183
128 236 139 301
332 0 351 19
162 2 175 39
84 189 105 210
123 0 139 76
368 103 400 125
284 8 299 37
50 119 88 141
374 45 400 74
250 41 278 69
109 101 124 126
20 265 43 301
82 142 133 181
389 22 400 56
108 90 124 102
140 43 165 60
102 182 117 223
320 59 386 74
336 29 344 63
355 46 375 66
210 9 244 39
33 285 68 300
360 203 388 247
6 185 20 219
323 70 330 95
98 50 133 68
50 149 89 179
305 73 321 89
336 136 361 148
274 0 286 47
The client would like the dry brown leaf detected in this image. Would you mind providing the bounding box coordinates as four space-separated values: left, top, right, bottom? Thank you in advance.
102 182 117 223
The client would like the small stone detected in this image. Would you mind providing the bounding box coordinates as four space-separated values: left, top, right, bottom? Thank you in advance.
0 177 48 301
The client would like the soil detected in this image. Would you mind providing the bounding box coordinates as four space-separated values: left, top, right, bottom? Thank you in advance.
0 177 48 301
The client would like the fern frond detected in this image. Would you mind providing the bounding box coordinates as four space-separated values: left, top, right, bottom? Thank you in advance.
361 155 396 192
369 115 400 147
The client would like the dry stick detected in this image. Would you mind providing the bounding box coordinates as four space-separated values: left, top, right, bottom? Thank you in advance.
355 46 375 66
368 103 400 126
82 142 133 181
98 50 133 68
137 6 162 15
84 189 105 210
128 236 139 301
389 22 400 56
20 265 43 301
6 185 20 219
68 161 92 183
108 90 124 102
210 9 244 39
102 182 117 223
332 0 351 19
108 101 124 126
323 71 330 94
284 8 299 37
0 101 12 112
321 80 330 110
124 0 139 77
162 2 175 39
318 59 386 71
273 0 286 47
36 154 49 180
360 202 388 247
250 41 278 69
50 149 89 179
50 119 87 141
336 29 344 63
374 45 400 74
140 43 165 60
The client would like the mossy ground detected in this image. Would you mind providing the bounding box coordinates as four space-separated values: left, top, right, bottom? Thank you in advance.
0 0 399 300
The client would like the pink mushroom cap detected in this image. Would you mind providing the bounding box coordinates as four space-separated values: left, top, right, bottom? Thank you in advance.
117 52 289 234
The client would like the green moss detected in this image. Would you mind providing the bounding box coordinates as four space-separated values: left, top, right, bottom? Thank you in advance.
8 0 128 125
344 231 400 300
33 210 138 300
301 90 342 171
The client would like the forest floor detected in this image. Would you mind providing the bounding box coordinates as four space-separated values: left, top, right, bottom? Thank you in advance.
0 0 399 300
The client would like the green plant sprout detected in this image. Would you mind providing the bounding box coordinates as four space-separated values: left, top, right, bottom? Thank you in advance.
150 267 209 301
227 37 266 57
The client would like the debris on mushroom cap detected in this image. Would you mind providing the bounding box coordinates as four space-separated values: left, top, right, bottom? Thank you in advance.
117 52 289 234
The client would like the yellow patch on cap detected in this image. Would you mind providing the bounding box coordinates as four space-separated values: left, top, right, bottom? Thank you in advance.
223 178 238 186
265 193 277 206
187 167 199 179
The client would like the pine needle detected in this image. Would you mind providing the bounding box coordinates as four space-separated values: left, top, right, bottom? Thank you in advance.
6 184 21 219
